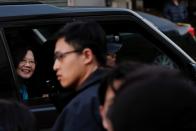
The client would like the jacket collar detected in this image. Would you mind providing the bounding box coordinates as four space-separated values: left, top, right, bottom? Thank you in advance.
77 68 108 92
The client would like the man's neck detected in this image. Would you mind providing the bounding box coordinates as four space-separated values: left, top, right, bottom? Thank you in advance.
76 64 98 91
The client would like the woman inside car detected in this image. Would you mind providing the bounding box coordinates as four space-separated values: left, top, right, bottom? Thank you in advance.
13 43 38 101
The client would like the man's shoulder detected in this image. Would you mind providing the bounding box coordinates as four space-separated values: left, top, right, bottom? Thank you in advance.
58 79 100 128
68 81 100 108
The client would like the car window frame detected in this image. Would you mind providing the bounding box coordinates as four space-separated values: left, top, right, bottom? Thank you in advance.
0 28 19 99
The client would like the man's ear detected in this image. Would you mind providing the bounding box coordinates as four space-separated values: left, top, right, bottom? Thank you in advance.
81 48 94 64
99 105 104 120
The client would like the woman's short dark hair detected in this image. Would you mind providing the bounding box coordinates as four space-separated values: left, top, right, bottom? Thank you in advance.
12 44 37 68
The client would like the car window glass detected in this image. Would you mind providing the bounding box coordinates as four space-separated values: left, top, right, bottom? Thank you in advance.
118 32 178 69
100 20 179 70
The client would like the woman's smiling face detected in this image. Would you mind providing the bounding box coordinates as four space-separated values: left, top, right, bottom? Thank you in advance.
16 50 36 79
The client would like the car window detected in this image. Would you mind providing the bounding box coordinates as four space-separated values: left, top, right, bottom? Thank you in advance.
99 20 179 70
118 32 178 69
3 25 63 129
3 25 62 105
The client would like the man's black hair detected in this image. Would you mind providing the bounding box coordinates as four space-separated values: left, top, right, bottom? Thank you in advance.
53 20 107 66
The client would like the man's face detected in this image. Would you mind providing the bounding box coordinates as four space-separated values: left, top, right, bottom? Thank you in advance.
16 50 36 79
100 80 122 130
53 37 85 89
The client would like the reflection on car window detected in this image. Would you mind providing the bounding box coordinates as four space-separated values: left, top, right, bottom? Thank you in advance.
100 20 179 70
118 33 178 69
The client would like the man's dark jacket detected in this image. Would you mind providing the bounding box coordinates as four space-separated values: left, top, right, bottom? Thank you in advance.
52 68 107 131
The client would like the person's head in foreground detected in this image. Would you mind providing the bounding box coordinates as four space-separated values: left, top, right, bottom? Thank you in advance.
98 62 145 130
107 65 196 131
0 99 38 131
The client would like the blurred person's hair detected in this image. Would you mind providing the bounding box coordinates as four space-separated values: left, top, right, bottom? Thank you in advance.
108 65 196 130
98 61 145 105
0 99 38 131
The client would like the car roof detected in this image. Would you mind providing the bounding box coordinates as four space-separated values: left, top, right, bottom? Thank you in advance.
137 11 178 32
0 4 129 21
